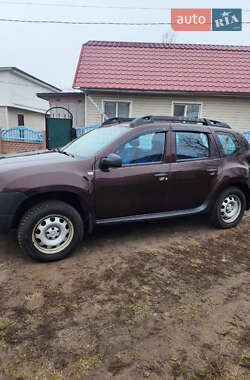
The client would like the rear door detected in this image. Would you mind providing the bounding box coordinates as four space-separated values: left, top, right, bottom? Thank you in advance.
167 129 221 211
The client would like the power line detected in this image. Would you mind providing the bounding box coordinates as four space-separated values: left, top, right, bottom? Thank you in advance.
0 18 194 25
0 18 250 26
0 1 172 10
1 1 250 12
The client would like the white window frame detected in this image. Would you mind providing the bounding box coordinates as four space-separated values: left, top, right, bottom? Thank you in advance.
172 101 202 118
102 99 132 120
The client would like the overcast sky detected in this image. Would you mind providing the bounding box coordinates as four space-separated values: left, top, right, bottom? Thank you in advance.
0 0 249 90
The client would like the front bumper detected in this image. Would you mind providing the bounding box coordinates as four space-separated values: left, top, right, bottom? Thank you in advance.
0 192 27 233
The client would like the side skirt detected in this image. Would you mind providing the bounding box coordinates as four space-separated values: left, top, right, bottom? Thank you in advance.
96 201 210 225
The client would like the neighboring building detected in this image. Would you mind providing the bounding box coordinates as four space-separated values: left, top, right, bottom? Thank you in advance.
0 67 61 131
72 40 250 132
37 92 85 128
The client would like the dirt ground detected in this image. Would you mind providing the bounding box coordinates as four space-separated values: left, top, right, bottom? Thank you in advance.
0 212 249 380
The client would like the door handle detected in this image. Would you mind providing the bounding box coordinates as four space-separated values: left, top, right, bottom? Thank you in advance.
154 173 168 182
207 168 218 175
154 173 168 177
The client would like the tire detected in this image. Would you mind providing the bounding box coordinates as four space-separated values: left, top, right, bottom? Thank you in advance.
210 187 246 229
18 200 84 262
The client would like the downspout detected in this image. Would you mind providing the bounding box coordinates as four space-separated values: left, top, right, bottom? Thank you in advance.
82 89 108 122
84 92 88 126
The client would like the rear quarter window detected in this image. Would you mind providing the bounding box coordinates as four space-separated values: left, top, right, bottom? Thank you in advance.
216 132 239 156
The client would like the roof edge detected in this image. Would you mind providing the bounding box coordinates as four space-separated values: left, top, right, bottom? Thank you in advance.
0 67 61 91
73 45 85 88
37 92 84 100
78 87 250 97
83 40 250 52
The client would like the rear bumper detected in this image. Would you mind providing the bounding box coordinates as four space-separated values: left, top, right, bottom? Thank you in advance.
0 192 27 233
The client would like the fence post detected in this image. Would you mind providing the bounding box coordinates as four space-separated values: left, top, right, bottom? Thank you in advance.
42 131 46 149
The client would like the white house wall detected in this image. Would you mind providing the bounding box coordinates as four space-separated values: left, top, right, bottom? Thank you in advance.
8 107 45 131
85 92 250 132
0 70 55 113
0 71 12 106
0 107 6 129
49 101 85 128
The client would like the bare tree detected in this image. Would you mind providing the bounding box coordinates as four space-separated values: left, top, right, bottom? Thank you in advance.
162 31 176 43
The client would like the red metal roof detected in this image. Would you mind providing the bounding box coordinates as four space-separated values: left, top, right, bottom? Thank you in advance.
73 41 250 94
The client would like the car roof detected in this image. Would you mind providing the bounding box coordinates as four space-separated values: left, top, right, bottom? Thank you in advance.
100 115 231 131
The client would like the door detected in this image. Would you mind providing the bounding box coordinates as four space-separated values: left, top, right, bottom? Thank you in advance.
168 130 220 211
95 131 171 220
46 107 73 150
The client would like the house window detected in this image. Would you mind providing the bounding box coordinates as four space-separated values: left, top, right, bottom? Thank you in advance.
173 103 201 118
104 101 130 119
17 114 24 126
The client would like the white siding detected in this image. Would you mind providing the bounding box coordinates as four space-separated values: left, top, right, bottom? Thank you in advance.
8 107 45 131
0 69 60 131
50 101 85 128
85 92 250 132
0 71 53 113
0 106 7 129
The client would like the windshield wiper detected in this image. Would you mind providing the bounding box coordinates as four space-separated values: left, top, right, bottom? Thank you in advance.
55 148 74 158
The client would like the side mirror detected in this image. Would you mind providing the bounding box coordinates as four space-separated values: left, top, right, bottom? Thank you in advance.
100 153 122 170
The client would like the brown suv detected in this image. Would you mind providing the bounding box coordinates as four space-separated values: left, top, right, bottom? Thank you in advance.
0 115 249 261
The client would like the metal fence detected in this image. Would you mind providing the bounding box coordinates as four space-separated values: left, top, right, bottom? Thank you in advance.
1 126 43 142
75 124 101 138
242 130 250 142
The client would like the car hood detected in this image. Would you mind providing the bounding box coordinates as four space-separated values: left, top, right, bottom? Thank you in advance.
0 150 95 193
0 150 73 169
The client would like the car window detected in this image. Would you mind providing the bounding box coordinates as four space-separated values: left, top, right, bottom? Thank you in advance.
216 132 238 156
176 132 209 161
62 125 129 158
115 132 166 165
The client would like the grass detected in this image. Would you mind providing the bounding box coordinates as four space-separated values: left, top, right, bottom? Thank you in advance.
25 292 45 312
0 317 11 330
74 355 101 377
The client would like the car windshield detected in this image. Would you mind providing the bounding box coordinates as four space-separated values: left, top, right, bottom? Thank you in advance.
62 125 129 158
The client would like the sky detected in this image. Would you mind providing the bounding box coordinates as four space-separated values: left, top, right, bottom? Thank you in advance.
0 0 250 90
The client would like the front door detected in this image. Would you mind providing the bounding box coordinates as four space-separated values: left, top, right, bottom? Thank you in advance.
167 130 220 211
94 131 171 220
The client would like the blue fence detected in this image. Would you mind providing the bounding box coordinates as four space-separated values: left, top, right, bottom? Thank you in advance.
242 130 250 142
1 126 43 142
75 124 101 138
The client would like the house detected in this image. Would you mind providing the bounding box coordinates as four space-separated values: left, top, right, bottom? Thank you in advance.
0 67 61 131
37 91 85 128
72 40 250 132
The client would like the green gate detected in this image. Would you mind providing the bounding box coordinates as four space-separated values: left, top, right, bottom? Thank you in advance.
45 107 75 150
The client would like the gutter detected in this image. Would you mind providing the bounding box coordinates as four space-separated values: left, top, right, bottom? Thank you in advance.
76 87 250 98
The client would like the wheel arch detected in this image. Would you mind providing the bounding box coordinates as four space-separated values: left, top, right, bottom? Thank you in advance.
211 181 250 211
12 191 95 232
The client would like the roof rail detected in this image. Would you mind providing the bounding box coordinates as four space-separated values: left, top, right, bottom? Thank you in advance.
102 117 135 126
129 115 231 129
202 118 231 128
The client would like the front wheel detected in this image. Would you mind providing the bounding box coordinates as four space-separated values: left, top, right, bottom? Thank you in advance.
18 201 84 261
210 187 246 229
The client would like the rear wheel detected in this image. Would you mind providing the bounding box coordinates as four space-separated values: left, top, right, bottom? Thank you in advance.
18 201 84 261
210 187 246 229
